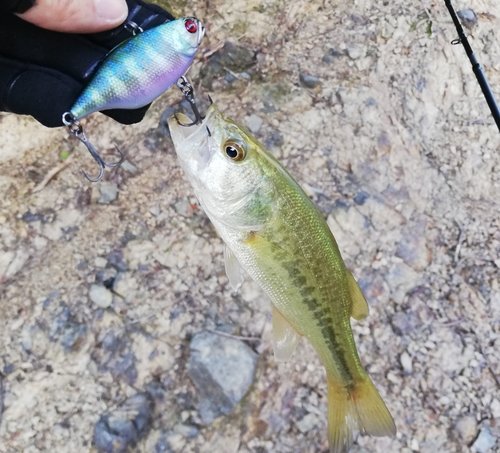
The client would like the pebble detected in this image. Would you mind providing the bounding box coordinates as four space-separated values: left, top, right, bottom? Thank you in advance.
89 284 113 308
347 46 366 60
99 182 118 204
187 331 258 425
400 351 413 374
299 73 320 89
455 416 478 444
353 192 369 205
295 413 318 433
457 9 478 29
121 160 138 174
21 326 33 352
174 424 199 438
245 114 263 134
491 398 500 418
471 427 496 453
94 257 108 268
93 393 154 453
200 42 256 88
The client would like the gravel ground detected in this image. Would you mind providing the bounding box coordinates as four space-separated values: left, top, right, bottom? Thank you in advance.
1 0 500 452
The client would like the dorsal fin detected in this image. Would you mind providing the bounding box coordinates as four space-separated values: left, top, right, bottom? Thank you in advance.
346 270 369 321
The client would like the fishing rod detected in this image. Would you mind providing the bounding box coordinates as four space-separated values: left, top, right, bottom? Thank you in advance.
444 0 500 132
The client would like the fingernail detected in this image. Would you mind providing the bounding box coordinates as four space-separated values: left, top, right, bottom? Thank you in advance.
94 0 128 23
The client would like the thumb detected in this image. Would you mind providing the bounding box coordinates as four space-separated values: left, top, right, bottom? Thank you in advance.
18 0 128 33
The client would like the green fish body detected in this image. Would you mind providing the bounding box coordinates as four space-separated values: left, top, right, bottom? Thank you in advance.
168 105 396 452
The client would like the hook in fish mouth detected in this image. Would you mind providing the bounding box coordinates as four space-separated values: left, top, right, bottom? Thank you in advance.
175 76 212 126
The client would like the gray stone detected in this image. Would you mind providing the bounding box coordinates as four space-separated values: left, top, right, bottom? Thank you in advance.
174 424 199 438
347 46 366 60
246 114 263 134
400 351 413 374
200 42 256 89
99 182 118 204
455 416 478 444
471 427 496 453
457 9 478 29
187 331 258 425
295 413 318 433
120 160 138 175
89 284 113 308
299 73 320 88
93 393 154 453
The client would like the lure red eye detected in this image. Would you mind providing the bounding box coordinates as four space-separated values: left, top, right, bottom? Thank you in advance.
185 19 197 34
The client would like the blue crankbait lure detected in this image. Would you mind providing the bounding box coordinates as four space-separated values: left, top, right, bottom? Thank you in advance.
63 17 205 181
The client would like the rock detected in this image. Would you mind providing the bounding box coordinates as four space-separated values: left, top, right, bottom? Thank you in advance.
94 257 108 268
60 323 87 351
93 393 154 453
89 284 113 308
107 250 128 272
21 326 33 352
454 416 477 444
245 114 263 134
353 192 369 205
471 427 496 453
457 9 478 29
264 131 284 149
347 46 366 60
3 248 29 280
396 219 431 271
187 331 258 425
99 182 118 204
299 73 320 88
400 351 413 374
491 398 500 418
174 424 199 438
121 160 138 174
200 42 256 89
295 413 318 433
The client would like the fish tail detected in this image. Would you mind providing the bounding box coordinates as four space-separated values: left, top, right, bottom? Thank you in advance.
327 375 396 453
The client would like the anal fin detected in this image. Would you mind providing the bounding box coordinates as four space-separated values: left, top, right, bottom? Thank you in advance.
347 270 369 321
272 306 301 361
224 245 245 291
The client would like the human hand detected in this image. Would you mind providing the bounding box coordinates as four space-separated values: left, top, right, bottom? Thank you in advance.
0 0 174 127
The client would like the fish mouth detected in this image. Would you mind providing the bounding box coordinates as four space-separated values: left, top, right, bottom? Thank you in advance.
167 104 217 146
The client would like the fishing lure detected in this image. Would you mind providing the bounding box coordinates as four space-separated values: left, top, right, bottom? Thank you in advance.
63 17 205 181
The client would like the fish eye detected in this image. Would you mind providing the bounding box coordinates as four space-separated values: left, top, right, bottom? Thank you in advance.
224 141 246 161
185 19 198 34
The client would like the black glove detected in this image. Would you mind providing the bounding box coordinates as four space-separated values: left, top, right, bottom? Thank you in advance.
0 0 175 127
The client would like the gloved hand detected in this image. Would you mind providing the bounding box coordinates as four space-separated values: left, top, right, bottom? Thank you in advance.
0 0 175 127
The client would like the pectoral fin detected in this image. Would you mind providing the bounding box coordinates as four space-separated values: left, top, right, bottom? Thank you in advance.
347 270 369 321
272 306 301 361
224 245 245 291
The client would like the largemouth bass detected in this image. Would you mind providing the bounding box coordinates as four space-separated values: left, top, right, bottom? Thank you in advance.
168 104 396 452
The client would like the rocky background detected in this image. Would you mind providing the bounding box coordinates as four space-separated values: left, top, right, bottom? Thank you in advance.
1 0 500 452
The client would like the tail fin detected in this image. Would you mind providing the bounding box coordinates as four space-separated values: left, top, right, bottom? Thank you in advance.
327 375 396 453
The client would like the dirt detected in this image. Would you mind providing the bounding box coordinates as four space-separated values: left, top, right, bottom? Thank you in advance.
1 0 499 452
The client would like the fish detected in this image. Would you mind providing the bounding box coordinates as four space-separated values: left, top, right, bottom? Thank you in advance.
167 104 397 453
68 17 205 120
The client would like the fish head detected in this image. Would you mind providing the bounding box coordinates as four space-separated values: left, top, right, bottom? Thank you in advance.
168 104 274 230
171 17 205 55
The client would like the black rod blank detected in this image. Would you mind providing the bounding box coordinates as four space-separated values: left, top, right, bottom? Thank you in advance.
444 0 500 132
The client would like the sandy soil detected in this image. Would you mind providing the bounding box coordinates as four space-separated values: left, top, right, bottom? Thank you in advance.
1 0 499 452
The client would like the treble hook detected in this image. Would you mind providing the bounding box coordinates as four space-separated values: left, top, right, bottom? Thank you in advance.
62 113 125 182
176 76 205 126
